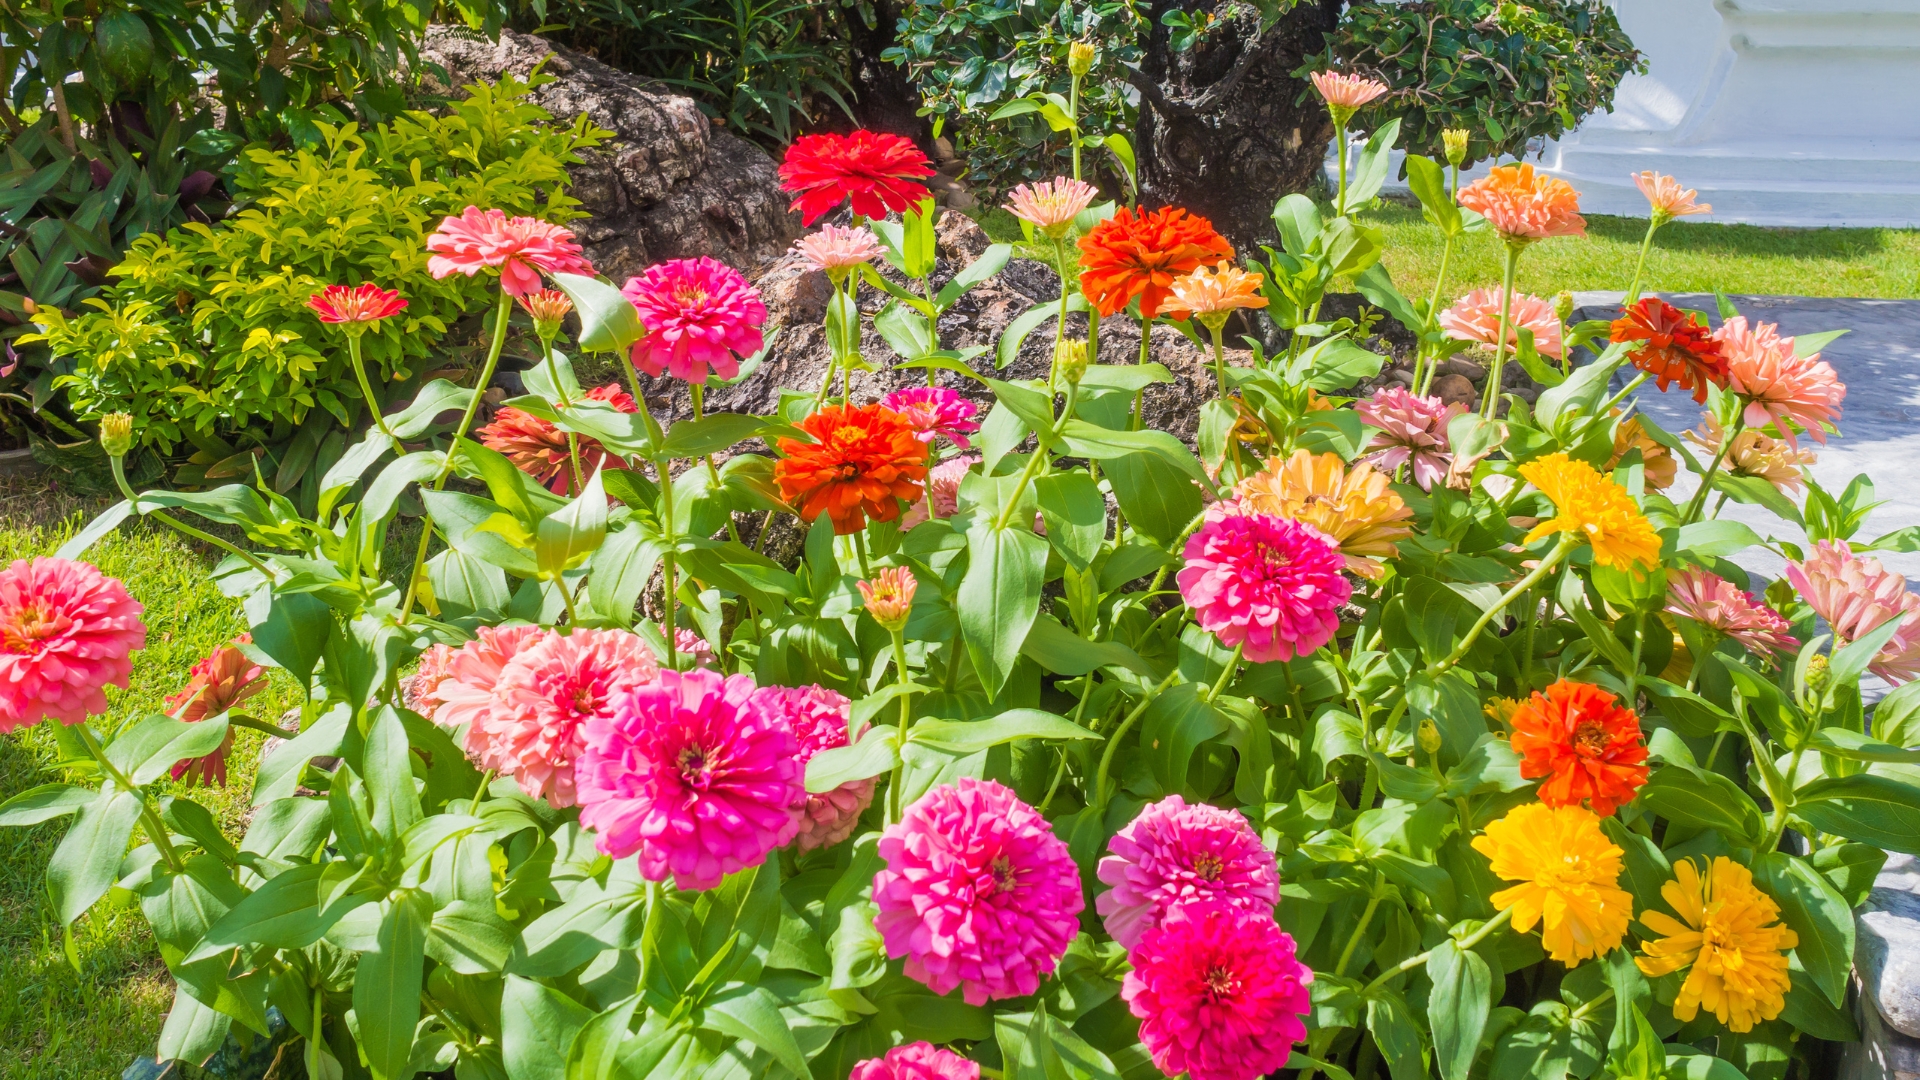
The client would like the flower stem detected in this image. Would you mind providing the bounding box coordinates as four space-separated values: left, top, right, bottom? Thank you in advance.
346 333 396 441
75 723 183 873
1130 313 1151 430
1333 879 1384 977
1362 907 1514 995
1335 121 1350 212
1682 415 1742 526
469 770 495 815
887 627 915 820
1481 242 1523 420
1415 233 1458 396
1624 217 1661 306
659 455 679 670
1204 642 1244 702
1596 370 1652 417
1208 323 1229 401
1094 667 1183 808
1426 534 1578 679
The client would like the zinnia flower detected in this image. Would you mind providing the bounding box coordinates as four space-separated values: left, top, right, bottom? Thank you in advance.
1610 298 1727 404
858 566 917 632
428 624 552 745
1685 417 1814 495
872 778 1082 1004
1471 802 1633 965
760 683 873 852
773 404 929 534
1607 414 1676 491
1517 453 1661 573
848 1043 979 1080
792 224 884 279
426 207 594 297
577 667 804 890
484 628 661 807
1666 567 1798 661
1439 287 1565 359
673 628 717 670
476 383 640 496
622 257 769 383
1786 540 1920 684
1096 794 1279 950
1121 901 1312 1080
307 283 406 326
0 557 145 731
1231 449 1413 577
779 130 936 225
1637 857 1796 1032
1714 316 1845 447
1078 206 1234 318
1508 680 1648 817
1458 164 1586 243
901 453 977 528
1356 387 1463 491
881 387 981 448
1005 177 1099 238
1178 512 1350 663
165 636 263 788
518 289 574 336
1634 172 1712 222
1165 262 1269 328
406 643 458 716
1309 70 1390 111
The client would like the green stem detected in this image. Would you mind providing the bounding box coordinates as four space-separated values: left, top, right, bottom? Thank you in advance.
1041 669 1101 814
538 331 588 494
1335 121 1349 212
1204 643 1244 702
1596 370 1652 418
1427 535 1577 679
110 456 276 579
1362 907 1514 995
1623 611 1646 705
852 530 873 578
1130 313 1151 430
469 769 495 815
1049 237 1073 393
1481 242 1523 420
1682 416 1743 525
1624 217 1661 306
346 333 396 441
659 456 679 669
75 723 183 872
1415 233 1458 395
887 628 915 820
1095 667 1183 808
1333 880 1384 977
993 445 1048 532
1208 322 1229 401
1069 74 1084 181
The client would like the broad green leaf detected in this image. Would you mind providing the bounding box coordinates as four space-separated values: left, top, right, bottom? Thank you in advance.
1102 452 1202 546
1428 940 1492 1080
537 467 608 579
502 975 594 1080
1020 615 1153 677
155 988 232 1067
1797 774 1920 853
554 272 643 353
701 985 809 1077
1752 852 1851 1007
1056 420 1208 483
54 499 134 560
363 706 423 840
957 524 1048 700
108 713 231 786
805 727 901 793
356 892 429 1079
566 996 639 1080
1034 471 1106 572
661 413 765 459
1808 727 1920 763
909 708 1101 753
1141 683 1227 793
47 787 142 925
1366 988 1428 1080
0 783 94 826
1638 763 1766 847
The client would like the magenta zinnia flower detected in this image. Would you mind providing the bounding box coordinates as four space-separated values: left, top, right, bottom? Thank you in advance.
758 683 874 851
0 557 145 731
1714 316 1845 447
1665 566 1798 661
484 629 660 808
577 668 803 890
1177 514 1350 663
621 257 769 383
882 387 981 449
428 624 552 749
792 224 883 278
848 1042 979 1080
1355 387 1463 491
1096 794 1279 950
1122 902 1313 1080
873 778 1083 1005
1786 541 1920 684
426 207 595 297
1440 287 1565 359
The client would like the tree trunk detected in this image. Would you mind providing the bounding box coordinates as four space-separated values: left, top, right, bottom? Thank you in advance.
839 0 932 146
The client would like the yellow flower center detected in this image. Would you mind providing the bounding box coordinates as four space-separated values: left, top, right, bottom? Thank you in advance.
1191 853 1224 880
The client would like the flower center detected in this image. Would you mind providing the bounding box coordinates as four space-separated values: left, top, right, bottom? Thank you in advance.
678 743 712 789
1572 720 1609 757
1203 966 1240 998
1191 853 1224 881
674 287 710 307
3 603 53 655
988 855 1019 895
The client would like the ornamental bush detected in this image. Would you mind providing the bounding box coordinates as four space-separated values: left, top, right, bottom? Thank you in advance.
4 68 1911 1080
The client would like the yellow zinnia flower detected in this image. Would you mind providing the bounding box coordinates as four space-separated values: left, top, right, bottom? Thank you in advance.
1471 802 1633 965
1234 449 1412 579
1635 857 1797 1033
1517 452 1662 574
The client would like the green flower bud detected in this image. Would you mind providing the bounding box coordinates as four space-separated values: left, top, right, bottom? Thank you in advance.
1054 338 1090 386
1068 41 1097 77
100 413 134 459
1417 718 1443 756
1442 128 1469 167
1553 290 1575 326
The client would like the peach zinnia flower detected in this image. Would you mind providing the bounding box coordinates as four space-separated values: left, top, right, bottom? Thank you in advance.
1077 206 1234 318
426 207 595 297
1309 70 1389 110
485 628 661 807
1005 177 1099 238
1233 449 1412 577
1665 566 1797 661
1713 316 1845 447
792 224 883 278
858 566 917 631
1356 388 1462 492
1439 287 1564 359
1608 414 1676 491
1634 172 1712 222
1685 416 1814 495
1458 163 1586 243
0 557 145 731
1165 262 1269 327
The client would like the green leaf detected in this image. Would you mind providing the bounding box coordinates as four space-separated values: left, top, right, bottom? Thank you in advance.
187 863 355 960
1428 940 1492 1080
1807 727 1920 763
385 378 477 440
537 467 608 579
1056 420 1208 483
107 713 231 786
1285 335 1388 392
427 899 515 976
1405 154 1462 235
909 708 1101 753
1403 577 1479 666
554 273 643 353
1675 520 1765 558
1142 682 1228 792
957 524 1048 700
586 526 663 627
1752 852 1851 1007
1102 452 1202 546
1034 471 1106 572
0 783 95 826
702 985 809 1077
502 975 594 1080
356 892 429 1079
1796 773 1920 853
937 243 1013 308
1020 616 1153 677
54 499 134 560
1366 988 1429 1080
660 413 765 459
155 988 232 1067
1638 763 1766 847
565 996 639 1080
1341 118 1401 213
47 787 142 925
996 294 1089 370
363 706 423 841
1638 677 1736 738
805 727 901 793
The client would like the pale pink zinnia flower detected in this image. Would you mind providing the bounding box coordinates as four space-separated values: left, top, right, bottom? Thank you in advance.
164 635 263 788
1685 415 1815 495
792 224 883 278
1786 540 1920 684
577 667 803 890
1714 316 1845 447
429 624 552 747
1665 566 1798 661
1122 901 1313 1080
1177 514 1351 663
1096 794 1279 950
881 387 980 448
1458 163 1586 243
760 683 873 852
406 643 458 716
425 207 595 297
1309 70 1389 110
484 628 661 808
1004 177 1099 237
621 257 769 383
0 557 145 731
1439 287 1565 359
849 1043 979 1080
873 777 1083 1005
1634 172 1711 221
901 453 978 528
1355 387 1463 491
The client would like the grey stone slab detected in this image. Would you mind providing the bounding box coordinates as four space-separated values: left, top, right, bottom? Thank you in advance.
1860 854 1920 1039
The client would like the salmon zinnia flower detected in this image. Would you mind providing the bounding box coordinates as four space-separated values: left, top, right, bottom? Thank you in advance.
792 224 884 280
1786 540 1920 684
857 566 917 632
1165 262 1269 328
1517 453 1661 574
1636 857 1796 1033
773 404 930 534
1508 680 1648 817
426 207 595 297
1472 802 1632 965
1685 417 1814 495
1713 316 1845 447
1440 287 1564 359
165 635 264 788
1611 298 1727 403
1458 164 1586 243
779 130 936 225
1078 206 1234 318
1005 177 1099 238
1232 449 1412 578
1665 566 1797 661
1310 70 1390 111
307 283 406 326
1634 172 1712 223
476 383 639 496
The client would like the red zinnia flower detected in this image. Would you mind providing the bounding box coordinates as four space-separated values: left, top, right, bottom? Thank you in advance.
475 383 640 495
1508 680 1648 817
1077 206 1234 318
307 284 407 325
773 404 929 534
778 130 936 225
1610 298 1728 403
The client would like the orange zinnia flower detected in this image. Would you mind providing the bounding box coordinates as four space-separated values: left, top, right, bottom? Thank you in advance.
774 405 930 534
1077 206 1234 318
1610 298 1727 404
1508 680 1648 817
1458 163 1585 243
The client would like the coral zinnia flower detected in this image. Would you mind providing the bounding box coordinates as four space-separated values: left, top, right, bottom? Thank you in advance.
427 625 552 746
760 684 873 852
1666 566 1797 661
578 667 804 890
1096 794 1279 950
1232 449 1413 577
1517 453 1661 573
881 386 980 448
426 207 595 297
1356 387 1463 492
1685 417 1814 495
1077 206 1235 318
1310 70 1390 110
849 1043 979 1080
622 257 769 383
1005 177 1099 237
874 778 1082 1004
779 130 936 225
1634 172 1712 222
1440 287 1565 359
1636 857 1796 1032
1607 414 1676 491
1508 680 1648 817
0 557 145 731
1178 512 1350 663
485 628 661 808
164 635 264 788
1458 164 1587 243
791 224 884 278
1786 540 1920 684
1122 901 1312 1080
1714 316 1845 447
774 404 929 534
1165 262 1269 328
476 382 640 496
857 566 917 632
1610 298 1727 403
1471 802 1633 965
901 453 977 528
307 283 406 326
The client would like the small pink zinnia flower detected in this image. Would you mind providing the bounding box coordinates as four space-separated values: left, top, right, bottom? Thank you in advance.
1122 902 1313 1080
307 283 406 325
1096 794 1279 950
1665 566 1798 661
760 683 874 852
428 624 554 753
577 667 803 890
622 257 769 383
848 1042 979 1080
1177 514 1350 663
1714 316 1845 447
1634 172 1711 221
483 629 660 808
673 628 718 670
165 635 264 788
425 207 595 297
1786 540 1920 684
1309 70 1390 110
406 643 458 716
1439 287 1565 359
902 454 977 528
1004 177 1100 237
873 777 1083 1005
0 557 145 731
1355 387 1463 491
881 387 980 449
792 224 884 277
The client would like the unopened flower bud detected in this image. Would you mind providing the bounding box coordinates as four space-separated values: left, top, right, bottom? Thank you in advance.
1417 718 1443 756
1054 338 1090 386
1442 128 1469 167
100 412 133 458
518 288 574 340
1553 290 1575 325
1068 41 1097 77
1805 653 1831 696
858 566 918 632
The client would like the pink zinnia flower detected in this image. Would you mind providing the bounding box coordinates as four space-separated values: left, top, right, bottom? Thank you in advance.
406 643 458 716
873 778 1083 1005
1439 287 1565 359
307 283 406 325
674 628 718 670
1122 902 1313 1080
426 207 595 297
164 635 263 788
760 683 874 851
901 454 978 528
622 257 769 383
1309 70 1389 110
1714 316 1845 447
1786 541 1920 684
792 225 884 277
483 629 660 808
1665 567 1798 661
0 557 145 731
577 668 804 890
1096 794 1279 950
1634 172 1711 221
848 1042 979 1080
1177 514 1350 663
1004 177 1099 237
882 387 980 448
1355 387 1463 491
428 624 552 747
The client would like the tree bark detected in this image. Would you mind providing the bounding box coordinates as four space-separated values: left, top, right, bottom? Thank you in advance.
838 0 932 145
